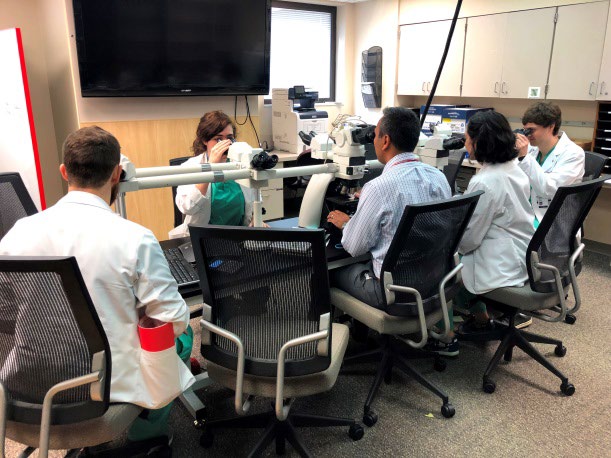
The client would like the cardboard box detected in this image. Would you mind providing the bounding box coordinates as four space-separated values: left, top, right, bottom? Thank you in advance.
420 104 469 133
442 107 493 134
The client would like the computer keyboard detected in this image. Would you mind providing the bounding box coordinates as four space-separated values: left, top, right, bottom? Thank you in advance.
163 247 200 287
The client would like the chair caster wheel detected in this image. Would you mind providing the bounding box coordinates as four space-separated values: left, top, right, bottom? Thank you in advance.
441 403 455 418
564 314 576 325
434 358 446 372
199 429 214 448
561 381 575 396
483 378 496 394
349 423 365 441
555 345 567 357
363 411 378 427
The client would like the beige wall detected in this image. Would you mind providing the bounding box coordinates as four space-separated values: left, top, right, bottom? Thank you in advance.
1 0 70 207
351 0 401 124
399 0 604 24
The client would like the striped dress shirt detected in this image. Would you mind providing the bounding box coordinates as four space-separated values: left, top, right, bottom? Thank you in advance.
341 152 452 277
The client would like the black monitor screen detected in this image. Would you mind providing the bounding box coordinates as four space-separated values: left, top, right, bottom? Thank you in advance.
73 0 271 97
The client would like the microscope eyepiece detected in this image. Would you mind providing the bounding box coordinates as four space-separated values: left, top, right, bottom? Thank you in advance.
352 125 376 145
513 127 533 136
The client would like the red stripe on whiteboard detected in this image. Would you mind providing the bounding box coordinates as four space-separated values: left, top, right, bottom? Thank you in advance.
15 28 46 210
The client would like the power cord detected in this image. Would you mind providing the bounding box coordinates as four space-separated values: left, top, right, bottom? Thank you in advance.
234 95 261 147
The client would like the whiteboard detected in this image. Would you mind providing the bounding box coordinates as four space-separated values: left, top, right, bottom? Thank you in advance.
0 28 44 210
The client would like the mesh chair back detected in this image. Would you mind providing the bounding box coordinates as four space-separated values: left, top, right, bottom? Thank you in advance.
191 226 330 377
583 151 608 181
0 256 111 425
442 149 468 194
169 156 193 227
527 177 606 292
0 173 38 240
380 191 483 316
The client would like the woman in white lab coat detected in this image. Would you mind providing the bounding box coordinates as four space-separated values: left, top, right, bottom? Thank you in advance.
456 111 536 334
170 111 256 238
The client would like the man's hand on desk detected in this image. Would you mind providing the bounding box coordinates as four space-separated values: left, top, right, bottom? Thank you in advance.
327 210 350 230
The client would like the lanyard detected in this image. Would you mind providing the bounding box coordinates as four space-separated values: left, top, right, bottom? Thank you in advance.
390 158 419 168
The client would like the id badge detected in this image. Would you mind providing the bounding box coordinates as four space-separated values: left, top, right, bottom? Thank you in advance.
536 196 550 208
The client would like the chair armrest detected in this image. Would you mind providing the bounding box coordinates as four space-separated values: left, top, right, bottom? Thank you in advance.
385 282 427 349
40 371 102 457
529 260 568 323
276 330 329 421
430 261 463 341
200 317 252 416
0 382 6 458
566 243 585 315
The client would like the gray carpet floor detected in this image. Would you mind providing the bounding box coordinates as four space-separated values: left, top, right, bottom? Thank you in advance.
6 250 610 457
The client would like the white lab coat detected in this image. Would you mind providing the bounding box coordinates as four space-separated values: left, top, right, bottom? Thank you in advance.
0 191 194 409
170 154 256 238
518 131 585 223
459 162 535 295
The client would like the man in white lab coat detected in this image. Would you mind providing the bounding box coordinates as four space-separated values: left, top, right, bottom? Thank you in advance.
0 126 193 451
515 101 585 226
513 102 585 329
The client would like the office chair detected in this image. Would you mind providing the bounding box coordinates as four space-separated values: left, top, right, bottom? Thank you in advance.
0 172 38 240
190 225 364 457
459 177 607 395
0 256 142 458
169 156 193 228
442 149 468 194
331 191 483 425
583 151 608 181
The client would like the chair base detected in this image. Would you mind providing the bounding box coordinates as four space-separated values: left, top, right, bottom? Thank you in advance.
199 409 363 457
458 312 574 395
342 336 455 424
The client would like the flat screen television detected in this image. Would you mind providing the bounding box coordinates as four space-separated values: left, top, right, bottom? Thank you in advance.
72 0 271 97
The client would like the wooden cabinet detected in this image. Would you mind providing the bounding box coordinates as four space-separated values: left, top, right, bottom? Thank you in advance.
597 2 611 100
547 1 608 101
462 8 555 98
397 19 466 97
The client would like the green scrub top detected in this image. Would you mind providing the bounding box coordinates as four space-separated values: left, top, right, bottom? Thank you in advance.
209 180 246 226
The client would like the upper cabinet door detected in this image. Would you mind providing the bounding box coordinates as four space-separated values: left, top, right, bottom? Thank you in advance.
597 3 611 100
461 14 506 98
500 8 555 99
547 1 609 101
397 19 466 97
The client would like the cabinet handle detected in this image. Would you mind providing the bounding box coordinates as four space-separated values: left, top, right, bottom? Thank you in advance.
501 81 507 94
422 82 426 93
589 82 596 96
494 82 499 94
426 81 431 92
601 81 608 96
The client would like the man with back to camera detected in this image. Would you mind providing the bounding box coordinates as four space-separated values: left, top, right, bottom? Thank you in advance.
0 126 193 454
326 106 452 330
513 102 585 329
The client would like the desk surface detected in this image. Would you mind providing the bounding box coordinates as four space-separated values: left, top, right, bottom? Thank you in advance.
271 150 300 163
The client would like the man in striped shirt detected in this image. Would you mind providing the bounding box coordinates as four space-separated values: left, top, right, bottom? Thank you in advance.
327 106 451 309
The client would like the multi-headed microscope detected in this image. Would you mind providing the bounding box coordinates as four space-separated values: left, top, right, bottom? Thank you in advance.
116 117 465 230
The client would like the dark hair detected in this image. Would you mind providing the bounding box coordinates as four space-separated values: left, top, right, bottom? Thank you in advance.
522 102 562 135
62 126 121 188
379 106 420 152
192 111 237 156
466 111 517 164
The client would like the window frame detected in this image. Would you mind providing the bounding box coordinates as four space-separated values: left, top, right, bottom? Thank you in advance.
266 1 337 103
